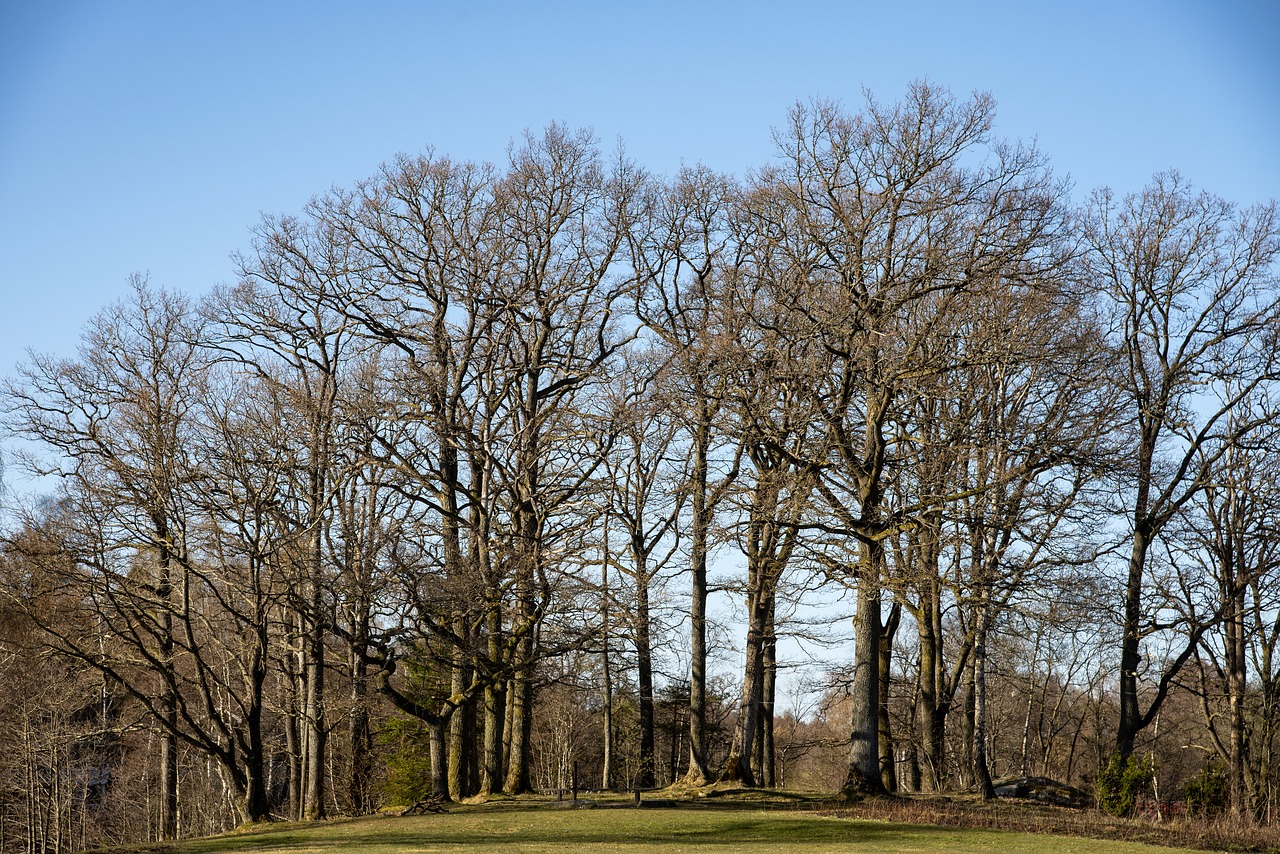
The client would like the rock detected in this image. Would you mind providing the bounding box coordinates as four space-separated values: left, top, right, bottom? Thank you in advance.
992 776 1090 808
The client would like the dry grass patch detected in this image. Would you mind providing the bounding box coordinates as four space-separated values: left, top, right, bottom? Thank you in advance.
825 793 1280 852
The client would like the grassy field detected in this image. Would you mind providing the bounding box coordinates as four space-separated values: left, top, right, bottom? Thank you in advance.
115 797 1214 854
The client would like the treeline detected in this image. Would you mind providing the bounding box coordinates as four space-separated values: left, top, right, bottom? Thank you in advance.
2 81 1280 850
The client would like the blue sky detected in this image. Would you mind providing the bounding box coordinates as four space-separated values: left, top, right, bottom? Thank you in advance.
1 0 1277 401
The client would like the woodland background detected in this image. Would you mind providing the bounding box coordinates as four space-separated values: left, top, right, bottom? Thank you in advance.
2 82 1280 852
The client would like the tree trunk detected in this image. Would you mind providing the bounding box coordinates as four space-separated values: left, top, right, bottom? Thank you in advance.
447 653 472 802
960 663 975 789
635 562 656 788
241 745 269 824
720 572 767 787
348 634 374 813
879 602 901 793
972 596 995 800
503 646 534 794
1116 523 1152 760
302 521 327 820
157 548 179 840
916 567 949 792
686 417 713 785
758 597 777 788
481 603 505 796
1226 579 1249 818
843 545 886 796
158 726 178 839
283 665 303 820
242 598 270 823
425 717 448 798
601 552 615 790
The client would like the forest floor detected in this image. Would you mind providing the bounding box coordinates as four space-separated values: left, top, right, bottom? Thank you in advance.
93 786 1278 854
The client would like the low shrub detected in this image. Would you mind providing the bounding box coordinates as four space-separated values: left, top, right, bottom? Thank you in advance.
1096 754 1155 818
1183 762 1228 818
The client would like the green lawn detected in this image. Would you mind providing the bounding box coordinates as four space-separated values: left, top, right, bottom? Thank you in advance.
135 802 1207 854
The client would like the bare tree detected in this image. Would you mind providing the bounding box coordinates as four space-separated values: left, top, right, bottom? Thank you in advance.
752 82 1069 794
1185 401 1280 818
629 166 746 784
1082 172 1280 761
2 279 206 837
600 352 686 789
308 125 642 796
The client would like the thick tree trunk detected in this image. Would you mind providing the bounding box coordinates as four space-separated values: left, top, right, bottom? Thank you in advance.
283 666 303 820
302 608 326 819
240 736 269 824
879 602 901 793
428 718 449 798
447 654 473 802
959 663 975 788
159 726 178 839
503 645 534 794
915 557 951 792
302 517 327 820
156 547 179 840
843 546 886 797
602 666 614 789
348 635 374 813
1225 582 1249 818
481 602 505 795
636 565 656 788
720 589 765 787
758 598 776 788
601 554 615 790
1116 524 1152 761
242 604 270 823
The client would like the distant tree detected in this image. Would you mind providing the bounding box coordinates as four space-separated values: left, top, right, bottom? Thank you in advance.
1184 400 1280 819
2 279 207 836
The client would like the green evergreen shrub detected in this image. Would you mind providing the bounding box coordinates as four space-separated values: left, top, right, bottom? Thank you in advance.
1096 754 1155 817
1184 762 1229 818
378 715 434 805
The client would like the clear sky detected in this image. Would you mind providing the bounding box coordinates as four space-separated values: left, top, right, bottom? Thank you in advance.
0 0 1276 706
1 0 1277 419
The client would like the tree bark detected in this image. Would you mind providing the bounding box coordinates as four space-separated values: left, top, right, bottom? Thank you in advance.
843 545 887 796
758 597 777 788
879 602 901 793
480 603 505 796
972 596 995 800
502 643 534 794
635 563 656 788
684 411 724 785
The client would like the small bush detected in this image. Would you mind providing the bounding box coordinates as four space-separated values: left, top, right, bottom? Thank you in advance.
1184 762 1229 817
1096 754 1154 818
378 715 434 805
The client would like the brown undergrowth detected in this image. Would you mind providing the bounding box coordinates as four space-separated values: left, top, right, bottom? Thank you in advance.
820 795 1280 853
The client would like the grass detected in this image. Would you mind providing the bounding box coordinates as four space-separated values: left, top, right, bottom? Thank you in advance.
100 793 1217 854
